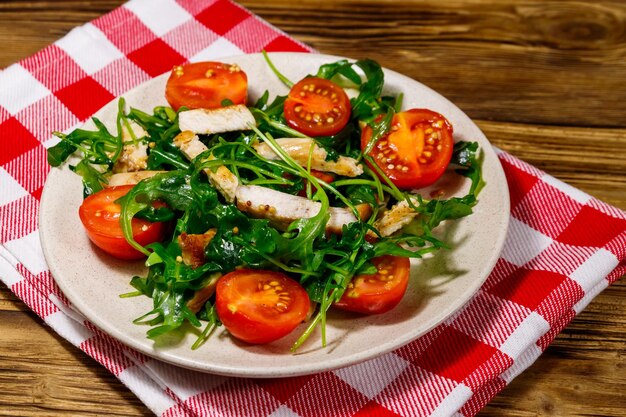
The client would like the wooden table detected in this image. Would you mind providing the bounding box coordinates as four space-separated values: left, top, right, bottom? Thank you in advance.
1 1 624 415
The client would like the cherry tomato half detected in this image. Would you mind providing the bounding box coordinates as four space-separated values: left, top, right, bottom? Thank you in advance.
361 109 454 189
215 269 310 344
78 185 167 260
334 255 410 314
284 77 351 137
165 62 248 111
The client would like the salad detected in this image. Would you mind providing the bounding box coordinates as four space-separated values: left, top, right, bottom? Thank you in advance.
47 54 484 351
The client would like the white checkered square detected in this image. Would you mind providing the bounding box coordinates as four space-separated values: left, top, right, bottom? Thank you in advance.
541 173 592 205
0 65 51 115
190 38 243 62
500 217 553 266
124 0 192 37
499 312 550 358
45 311 93 345
56 24 124 74
0 249 25 287
0 167 29 205
573 278 609 314
118 364 178 416
334 352 409 399
3 231 48 275
431 384 473 417
569 248 618 293
500 343 542 383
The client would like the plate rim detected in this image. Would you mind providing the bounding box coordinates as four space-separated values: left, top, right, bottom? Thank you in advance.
39 52 510 378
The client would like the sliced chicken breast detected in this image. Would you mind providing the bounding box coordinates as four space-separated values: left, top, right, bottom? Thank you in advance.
106 170 166 186
374 198 420 237
178 105 256 135
253 138 363 177
173 131 239 202
235 184 372 234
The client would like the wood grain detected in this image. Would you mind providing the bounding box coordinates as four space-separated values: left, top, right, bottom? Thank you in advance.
1 1 624 416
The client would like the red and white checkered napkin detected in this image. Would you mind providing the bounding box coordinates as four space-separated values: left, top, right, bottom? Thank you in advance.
1 0 624 416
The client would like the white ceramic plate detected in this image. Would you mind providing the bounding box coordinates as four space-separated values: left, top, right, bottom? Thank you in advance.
40 53 509 378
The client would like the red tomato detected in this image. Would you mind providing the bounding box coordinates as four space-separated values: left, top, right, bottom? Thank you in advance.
361 109 454 189
334 255 410 314
297 169 335 197
78 185 167 260
215 269 311 344
165 62 248 111
284 77 351 137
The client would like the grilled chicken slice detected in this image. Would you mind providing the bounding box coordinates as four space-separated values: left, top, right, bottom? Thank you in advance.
186 272 222 313
373 198 420 237
253 138 363 177
173 131 239 202
235 185 372 233
178 105 256 135
177 229 217 269
106 170 166 186
112 121 149 173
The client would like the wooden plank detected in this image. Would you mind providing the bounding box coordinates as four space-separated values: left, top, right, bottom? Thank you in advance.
0 309 150 417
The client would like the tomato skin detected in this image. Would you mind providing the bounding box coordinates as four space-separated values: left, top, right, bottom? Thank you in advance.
79 185 167 260
165 62 248 111
284 77 351 137
335 256 410 314
215 269 310 344
361 109 454 189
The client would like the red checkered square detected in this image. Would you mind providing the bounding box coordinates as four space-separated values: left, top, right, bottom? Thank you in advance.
224 16 279 53
3 144 48 197
264 35 312 52
512 179 584 239
188 379 279 416
462 349 512 391
481 258 519 292
92 58 150 97
488 267 567 310
92 7 157 54
459 377 506 417
377 364 456 416
557 205 626 248
412 325 501 383
526 240 597 276
352 400 403 417
15 94 80 142
127 39 186 78
80 334 134 377
0 118 40 165
20 45 88 92
0 194 38 243
12 279 59 318
195 0 250 35
55 77 115 121
254 374 315 403
287 373 369 417
450 291 530 348
394 324 447 363
162 17 219 58
499 156 540 211
176 0 219 16
535 277 584 326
